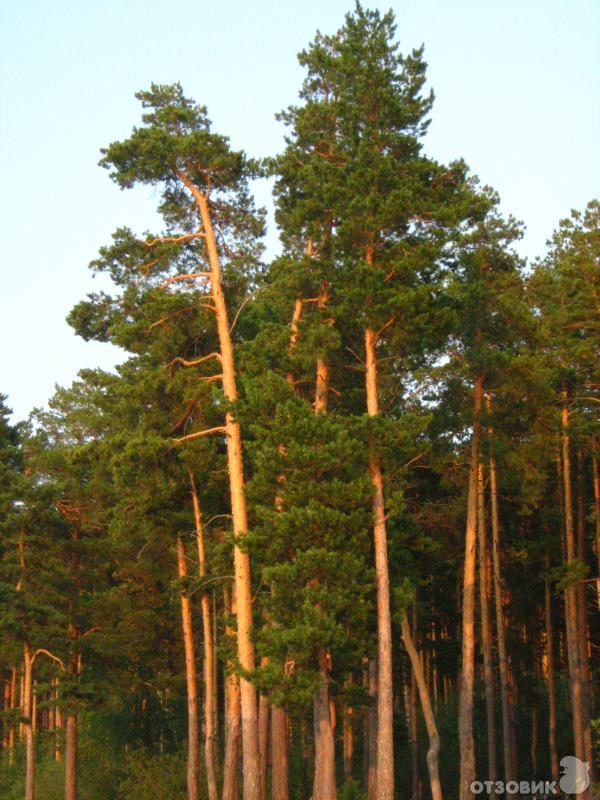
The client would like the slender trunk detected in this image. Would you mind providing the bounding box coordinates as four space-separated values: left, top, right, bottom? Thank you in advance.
576 451 593 768
258 685 269 800
189 473 218 800
271 704 289 800
54 677 62 763
177 534 199 800
458 373 484 799
182 174 259 800
544 558 559 784
64 711 77 800
313 650 336 800
367 659 378 800
223 588 241 800
2 679 9 751
364 324 394 800
342 679 354 784
8 666 16 765
477 462 497 783
401 617 443 800
486 407 513 785
592 445 600 609
23 646 35 800
410 663 420 800
561 391 587 771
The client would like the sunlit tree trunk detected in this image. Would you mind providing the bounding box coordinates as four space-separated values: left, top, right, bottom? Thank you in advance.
477 462 497 783
23 646 35 800
458 372 484 799
223 587 241 800
544 558 559 784
313 649 337 800
177 534 199 800
258 672 270 800
189 472 218 800
560 391 587 776
180 172 260 800
366 659 378 800
401 616 443 800
364 320 394 800
576 450 593 769
487 421 514 784
271 704 289 800
592 443 600 609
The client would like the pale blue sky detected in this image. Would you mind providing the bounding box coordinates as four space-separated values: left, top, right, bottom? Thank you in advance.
1 0 598 421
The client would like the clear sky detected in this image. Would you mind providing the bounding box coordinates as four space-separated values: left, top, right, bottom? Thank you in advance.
1 0 598 422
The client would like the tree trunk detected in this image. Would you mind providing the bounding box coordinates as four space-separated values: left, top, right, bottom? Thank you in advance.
477 462 497 783
8 666 16 766
54 677 62 763
458 372 484 800
364 324 394 800
189 472 218 800
183 173 260 800
487 431 513 784
313 650 337 800
64 711 77 800
177 534 199 800
410 665 420 800
342 681 354 784
592 444 600 609
560 391 587 775
576 450 593 769
367 659 378 800
23 646 35 800
401 616 443 800
271 705 289 800
223 587 241 800
258 687 269 800
544 558 559 784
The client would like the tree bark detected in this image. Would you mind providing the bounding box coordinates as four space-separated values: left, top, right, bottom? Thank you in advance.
64 710 78 800
592 444 600 609
366 658 378 800
544 558 559 784
342 680 354 784
477 462 497 783
181 172 260 800
23 646 35 800
223 587 241 800
258 683 269 800
271 704 289 800
364 324 394 800
458 372 484 800
576 450 593 769
401 616 443 800
54 677 62 763
487 426 514 785
177 534 199 800
189 472 218 800
313 649 337 800
560 391 587 775
8 666 16 765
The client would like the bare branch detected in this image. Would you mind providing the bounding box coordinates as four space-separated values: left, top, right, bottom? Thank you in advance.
143 230 205 248
173 426 227 444
32 649 66 671
160 272 211 289
168 353 222 369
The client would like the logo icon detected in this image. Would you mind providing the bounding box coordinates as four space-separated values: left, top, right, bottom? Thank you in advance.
559 756 590 795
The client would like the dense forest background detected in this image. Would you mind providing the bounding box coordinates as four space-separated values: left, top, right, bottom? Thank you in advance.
1 6 598 800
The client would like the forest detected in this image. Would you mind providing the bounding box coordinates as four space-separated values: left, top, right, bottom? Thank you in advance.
0 6 598 800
